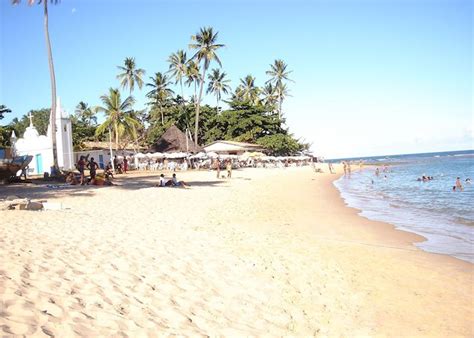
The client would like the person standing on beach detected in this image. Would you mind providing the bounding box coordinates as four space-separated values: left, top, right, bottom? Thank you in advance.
226 160 232 178
375 167 380 176
347 162 352 175
214 158 221 178
123 157 128 174
343 161 347 175
87 157 99 181
76 156 86 185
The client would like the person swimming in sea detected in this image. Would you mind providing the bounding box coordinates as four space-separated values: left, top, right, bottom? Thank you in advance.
453 177 463 191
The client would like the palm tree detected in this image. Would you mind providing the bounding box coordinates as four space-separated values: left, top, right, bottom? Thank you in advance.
262 83 278 110
146 72 174 126
117 57 146 95
189 26 224 145
12 0 60 171
95 88 140 150
74 101 97 125
167 50 187 99
184 60 201 104
0 105 12 120
239 75 260 105
207 68 231 111
265 59 293 119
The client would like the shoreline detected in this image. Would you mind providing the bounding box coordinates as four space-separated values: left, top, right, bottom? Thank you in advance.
1 165 472 336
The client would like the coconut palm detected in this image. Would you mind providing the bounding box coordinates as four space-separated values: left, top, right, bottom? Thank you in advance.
189 26 224 145
12 0 60 171
265 59 293 119
95 88 140 150
74 101 97 125
117 57 146 95
239 75 260 105
262 83 278 109
184 60 201 103
167 50 187 99
146 72 174 126
0 105 12 120
207 68 231 111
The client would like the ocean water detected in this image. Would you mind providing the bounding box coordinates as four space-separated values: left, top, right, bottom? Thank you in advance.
333 150 474 263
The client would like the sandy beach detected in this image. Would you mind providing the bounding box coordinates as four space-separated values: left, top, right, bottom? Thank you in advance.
0 165 472 336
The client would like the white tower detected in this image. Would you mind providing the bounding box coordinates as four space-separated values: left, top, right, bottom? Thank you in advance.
47 97 74 170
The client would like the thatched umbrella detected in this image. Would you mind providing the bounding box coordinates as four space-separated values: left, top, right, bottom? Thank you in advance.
149 125 202 153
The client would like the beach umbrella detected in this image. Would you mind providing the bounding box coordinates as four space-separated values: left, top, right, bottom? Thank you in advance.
206 151 218 158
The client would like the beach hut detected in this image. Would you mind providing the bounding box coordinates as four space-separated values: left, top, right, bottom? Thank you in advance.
149 125 202 153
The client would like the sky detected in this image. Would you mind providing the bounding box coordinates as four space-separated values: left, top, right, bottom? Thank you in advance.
1 0 472 158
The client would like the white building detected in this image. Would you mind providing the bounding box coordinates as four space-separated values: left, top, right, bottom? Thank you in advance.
203 140 264 155
11 97 74 175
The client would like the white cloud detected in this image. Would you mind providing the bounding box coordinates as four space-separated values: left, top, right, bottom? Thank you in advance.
71 8 76 14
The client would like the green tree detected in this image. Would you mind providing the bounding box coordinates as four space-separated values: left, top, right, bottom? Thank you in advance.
262 83 278 110
146 72 175 126
265 59 293 119
12 0 60 171
207 68 231 111
117 57 146 95
257 134 305 156
74 101 98 125
167 50 188 99
0 105 12 120
95 88 140 150
189 26 225 145
10 108 51 136
236 75 260 105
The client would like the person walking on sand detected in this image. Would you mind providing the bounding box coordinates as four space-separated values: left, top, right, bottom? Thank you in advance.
226 160 232 179
76 156 86 185
214 158 221 178
347 162 352 175
328 162 335 174
87 157 99 181
343 161 347 175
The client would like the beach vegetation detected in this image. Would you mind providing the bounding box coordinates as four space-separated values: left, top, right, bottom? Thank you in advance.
95 88 141 150
117 57 146 95
189 26 225 145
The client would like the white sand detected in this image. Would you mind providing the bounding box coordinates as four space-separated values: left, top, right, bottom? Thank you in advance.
1 166 472 336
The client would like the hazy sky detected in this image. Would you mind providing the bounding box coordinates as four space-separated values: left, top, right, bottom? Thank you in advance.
1 0 472 158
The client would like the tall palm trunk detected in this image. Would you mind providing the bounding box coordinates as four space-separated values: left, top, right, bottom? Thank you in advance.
44 0 58 171
194 66 207 145
160 105 164 126
115 123 119 151
278 94 282 120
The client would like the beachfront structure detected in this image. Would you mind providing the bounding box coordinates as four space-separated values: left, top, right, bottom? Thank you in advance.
11 97 74 175
73 142 139 169
203 140 264 155
149 125 202 153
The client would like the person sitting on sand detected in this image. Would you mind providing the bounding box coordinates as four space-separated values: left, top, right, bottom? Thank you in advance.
156 174 167 187
66 172 78 185
104 162 114 179
170 173 190 188
90 176 114 186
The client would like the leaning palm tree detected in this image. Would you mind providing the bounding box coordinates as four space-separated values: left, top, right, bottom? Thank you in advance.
146 72 175 126
265 59 293 119
207 68 231 111
95 88 140 150
189 26 224 145
74 101 97 125
117 57 146 95
12 0 60 171
167 50 188 99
